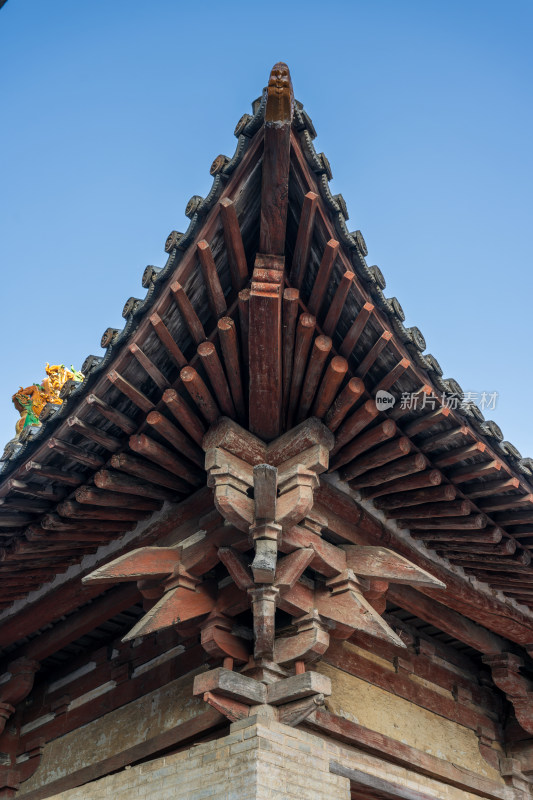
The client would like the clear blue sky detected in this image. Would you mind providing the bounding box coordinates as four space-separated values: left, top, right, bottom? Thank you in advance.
1 0 532 456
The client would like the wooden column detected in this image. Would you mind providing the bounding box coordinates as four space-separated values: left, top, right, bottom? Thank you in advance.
248 63 294 441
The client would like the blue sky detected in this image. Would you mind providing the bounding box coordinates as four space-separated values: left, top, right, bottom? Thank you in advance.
1 0 532 456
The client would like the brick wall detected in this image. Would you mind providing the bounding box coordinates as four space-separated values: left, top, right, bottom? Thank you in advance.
40 716 351 800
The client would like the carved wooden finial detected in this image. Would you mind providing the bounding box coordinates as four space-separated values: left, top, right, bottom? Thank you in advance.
265 62 294 123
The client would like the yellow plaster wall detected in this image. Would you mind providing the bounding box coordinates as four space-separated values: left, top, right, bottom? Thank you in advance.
317 662 503 784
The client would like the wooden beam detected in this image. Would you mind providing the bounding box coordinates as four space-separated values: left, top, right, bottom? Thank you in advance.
384 499 471 520
290 191 318 288
332 420 397 471
259 62 293 255
282 288 300 418
372 357 410 395
180 366 220 424
146 411 204 467
66 417 121 452
342 437 411 482
237 288 250 363
478 494 533 513
339 302 373 359
447 460 503 483
403 407 451 437
355 331 393 379
312 356 348 419
418 528 503 544
197 342 236 418
149 312 187 369
129 343 169 391
308 239 339 315
362 469 442 500
248 255 284 440
418 426 471 454
94 470 177 502
373 485 456 510
324 377 365 433
162 388 206 447
197 240 227 319
129 434 203 486
74 487 161 512
107 370 154 413
23 462 86 487
434 442 487 468
219 198 248 290
396 514 487 530
86 394 137 435
322 270 354 338
111 452 189 493
287 313 315 425
464 477 520 499
170 281 206 345
332 399 380 454
56 501 149 522
296 335 332 422
218 317 246 422
347 453 428 489
45 438 104 470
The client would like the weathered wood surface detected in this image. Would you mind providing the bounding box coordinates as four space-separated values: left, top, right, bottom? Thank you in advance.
198 341 236 419
129 343 169 391
373 485 456 509
355 330 393 379
296 335 332 422
342 437 411 481
146 411 203 468
129 434 203 486
280 288 300 429
67 417 121 452
323 270 354 337
362 469 442 500
290 191 318 288
170 280 205 345
388 585 504 654
107 370 154 413
373 357 410 394
45 438 104 470
308 239 339 315
180 366 220 425
197 240 227 319
219 197 248 290
287 312 315 426
260 62 293 255
162 388 206 446
339 301 374 359
347 453 427 488
218 317 246 421
312 356 348 419
332 420 397 471
149 312 187 369
324 377 364 433
111 452 188 492
332 398 380 454
248 255 284 440
316 481 533 645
